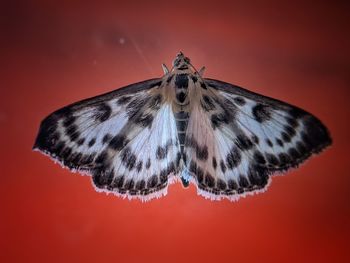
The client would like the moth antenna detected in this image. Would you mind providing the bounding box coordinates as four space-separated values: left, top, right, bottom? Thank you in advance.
162 63 169 74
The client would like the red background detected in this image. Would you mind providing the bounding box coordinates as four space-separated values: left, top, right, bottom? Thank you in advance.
1 1 349 262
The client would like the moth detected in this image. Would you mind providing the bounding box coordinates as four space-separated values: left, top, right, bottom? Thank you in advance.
33 52 332 201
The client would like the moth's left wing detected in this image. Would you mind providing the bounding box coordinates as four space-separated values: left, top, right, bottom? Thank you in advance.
184 78 331 201
34 78 181 201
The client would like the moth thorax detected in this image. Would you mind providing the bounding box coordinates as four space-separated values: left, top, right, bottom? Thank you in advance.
174 73 190 105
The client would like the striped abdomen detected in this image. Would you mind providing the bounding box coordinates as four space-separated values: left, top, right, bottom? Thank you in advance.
174 111 189 155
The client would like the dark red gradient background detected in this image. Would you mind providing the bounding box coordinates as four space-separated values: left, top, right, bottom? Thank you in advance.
1 1 349 262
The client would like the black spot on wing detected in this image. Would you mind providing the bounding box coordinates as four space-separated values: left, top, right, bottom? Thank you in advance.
200 95 216 112
278 153 292 167
156 146 167 159
92 169 114 188
95 103 112 122
147 175 158 188
276 138 284 147
189 161 203 185
205 173 215 188
121 147 136 170
145 158 151 169
252 135 259 144
65 124 80 142
233 97 246 106
227 180 238 191
95 150 108 165
212 157 217 170
266 153 279 166
109 134 129 151
226 147 241 169
156 140 173 160
217 179 227 191
63 115 76 128
211 113 229 129
102 134 112 144
124 179 135 190
266 139 273 147
286 117 299 128
111 175 125 189
252 104 272 123
253 150 266 165
284 125 296 138
189 160 197 174
281 131 291 143
220 160 226 173
135 180 146 190
248 165 269 187
77 138 85 146
116 96 132 105
238 175 249 188
159 169 168 184
88 138 96 147
222 98 237 113
134 114 154 128
196 167 204 184
126 97 149 119
235 134 253 151
80 154 95 166
52 141 65 156
70 152 82 164
185 137 208 161
196 145 208 161
61 147 72 160
149 94 163 110
136 161 143 172
288 148 301 160
167 162 176 175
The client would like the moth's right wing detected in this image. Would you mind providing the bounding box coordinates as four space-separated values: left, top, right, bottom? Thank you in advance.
34 78 181 201
184 78 331 201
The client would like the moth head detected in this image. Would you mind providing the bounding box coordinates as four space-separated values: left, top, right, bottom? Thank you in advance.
172 52 191 69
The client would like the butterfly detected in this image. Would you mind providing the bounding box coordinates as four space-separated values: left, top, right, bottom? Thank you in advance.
33 52 332 201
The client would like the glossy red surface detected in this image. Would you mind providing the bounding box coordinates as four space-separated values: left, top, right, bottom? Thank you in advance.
1 1 349 262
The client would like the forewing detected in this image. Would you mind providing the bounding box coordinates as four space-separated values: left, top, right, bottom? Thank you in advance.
34 78 180 201
185 78 332 201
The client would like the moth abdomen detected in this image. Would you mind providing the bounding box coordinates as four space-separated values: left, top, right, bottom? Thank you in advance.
174 110 190 154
